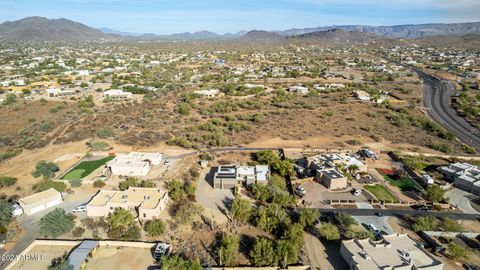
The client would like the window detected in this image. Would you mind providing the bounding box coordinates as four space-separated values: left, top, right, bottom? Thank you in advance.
144 195 150 200
143 213 146 218
122 195 128 200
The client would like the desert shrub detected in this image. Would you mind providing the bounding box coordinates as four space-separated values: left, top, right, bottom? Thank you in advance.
0 176 17 188
40 209 75 238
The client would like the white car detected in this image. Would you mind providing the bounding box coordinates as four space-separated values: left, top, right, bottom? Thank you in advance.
352 189 362 196
72 204 87 213
11 203 23 217
295 186 306 197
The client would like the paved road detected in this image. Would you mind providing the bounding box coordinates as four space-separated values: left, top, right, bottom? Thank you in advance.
384 56 480 151
165 147 282 159
446 189 480 215
315 208 479 220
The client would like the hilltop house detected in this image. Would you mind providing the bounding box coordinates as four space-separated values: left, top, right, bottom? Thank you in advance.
46 88 76 97
193 89 222 98
103 89 133 100
288 85 309 95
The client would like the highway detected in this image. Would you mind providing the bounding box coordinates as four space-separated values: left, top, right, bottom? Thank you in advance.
384 56 480 151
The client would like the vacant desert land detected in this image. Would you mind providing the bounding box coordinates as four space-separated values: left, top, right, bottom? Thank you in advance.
8 245 74 270
84 246 156 270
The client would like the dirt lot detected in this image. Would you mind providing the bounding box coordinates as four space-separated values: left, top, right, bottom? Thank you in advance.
8 244 75 270
84 246 156 270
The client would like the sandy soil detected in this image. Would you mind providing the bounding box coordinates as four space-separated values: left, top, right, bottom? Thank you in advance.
85 246 156 270
8 245 74 270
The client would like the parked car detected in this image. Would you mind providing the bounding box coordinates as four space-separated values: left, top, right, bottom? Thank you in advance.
295 186 306 197
352 188 362 196
11 203 23 217
153 242 171 260
72 204 87 213
367 224 380 234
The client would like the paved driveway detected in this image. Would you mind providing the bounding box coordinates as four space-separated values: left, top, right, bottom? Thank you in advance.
195 167 233 223
353 215 395 235
445 188 479 215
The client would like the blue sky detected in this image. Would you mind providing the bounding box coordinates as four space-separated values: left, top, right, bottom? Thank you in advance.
0 0 479 34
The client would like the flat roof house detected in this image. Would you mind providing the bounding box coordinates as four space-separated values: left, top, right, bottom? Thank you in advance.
438 162 480 195
355 90 371 101
18 188 63 215
103 89 133 100
288 85 309 95
340 234 443 270
317 168 348 190
308 153 367 190
193 89 222 98
46 88 76 97
213 165 270 189
106 152 162 177
86 187 169 221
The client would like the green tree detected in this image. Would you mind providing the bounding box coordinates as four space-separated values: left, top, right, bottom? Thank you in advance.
144 219 166 237
441 217 463 232
316 222 340 241
275 239 299 268
40 209 75 238
425 185 446 203
249 237 275 267
217 234 240 267
32 161 59 180
173 202 202 224
345 225 374 240
336 213 357 229
0 199 13 228
230 197 253 224
160 255 202 270
448 242 468 261
269 174 286 190
107 208 140 240
3 94 17 105
298 208 319 228
166 179 195 201
412 216 439 232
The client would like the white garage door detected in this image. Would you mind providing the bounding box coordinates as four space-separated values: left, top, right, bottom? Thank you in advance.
30 205 45 214
46 199 62 208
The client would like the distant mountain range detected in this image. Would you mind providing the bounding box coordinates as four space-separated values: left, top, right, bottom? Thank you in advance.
1 16 480 42
276 22 480 39
0 16 110 41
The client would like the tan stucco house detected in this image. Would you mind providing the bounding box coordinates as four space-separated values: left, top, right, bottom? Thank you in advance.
86 187 169 221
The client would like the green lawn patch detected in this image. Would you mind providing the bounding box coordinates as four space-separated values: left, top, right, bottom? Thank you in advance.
61 156 114 180
364 184 397 202
377 170 422 192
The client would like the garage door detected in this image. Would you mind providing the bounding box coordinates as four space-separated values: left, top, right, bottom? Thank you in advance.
46 199 62 208
30 204 46 214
